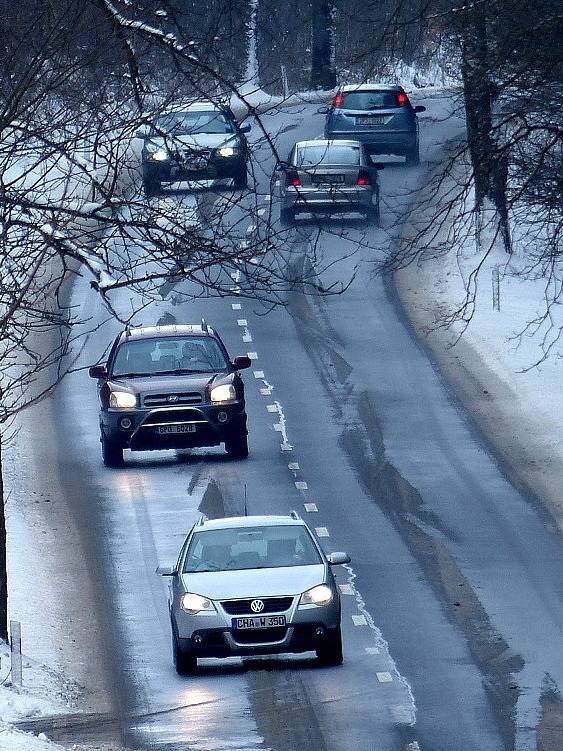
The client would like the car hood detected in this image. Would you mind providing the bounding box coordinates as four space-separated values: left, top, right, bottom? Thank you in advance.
147 133 238 150
181 564 326 600
107 372 227 395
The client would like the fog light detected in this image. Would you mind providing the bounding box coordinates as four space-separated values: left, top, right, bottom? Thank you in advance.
217 411 228 423
193 635 203 645
315 626 325 637
120 417 132 429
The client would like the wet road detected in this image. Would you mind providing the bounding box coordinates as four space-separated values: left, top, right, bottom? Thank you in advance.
21 96 563 751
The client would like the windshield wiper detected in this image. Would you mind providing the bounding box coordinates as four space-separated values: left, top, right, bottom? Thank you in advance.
112 371 153 378
154 368 212 375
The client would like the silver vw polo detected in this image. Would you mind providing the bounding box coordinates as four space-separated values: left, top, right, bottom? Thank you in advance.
162 514 351 674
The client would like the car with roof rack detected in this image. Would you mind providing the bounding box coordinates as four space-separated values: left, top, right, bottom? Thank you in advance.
318 83 426 166
161 512 351 674
89 322 251 466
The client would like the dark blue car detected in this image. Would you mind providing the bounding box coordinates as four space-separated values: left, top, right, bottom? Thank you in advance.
319 84 426 166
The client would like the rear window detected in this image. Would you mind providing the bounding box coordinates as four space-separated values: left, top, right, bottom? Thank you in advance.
296 144 360 167
340 91 399 110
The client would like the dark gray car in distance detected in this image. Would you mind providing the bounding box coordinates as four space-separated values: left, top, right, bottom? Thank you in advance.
137 101 251 195
89 323 251 466
320 84 426 165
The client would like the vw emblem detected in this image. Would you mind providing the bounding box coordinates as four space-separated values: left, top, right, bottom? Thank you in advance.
167 395 179 403
250 599 264 614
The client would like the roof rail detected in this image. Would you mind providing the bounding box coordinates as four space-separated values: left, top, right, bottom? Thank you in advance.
196 514 206 526
289 510 300 520
201 317 208 333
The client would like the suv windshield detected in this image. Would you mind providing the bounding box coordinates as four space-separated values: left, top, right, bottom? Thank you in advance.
183 525 323 572
340 91 399 110
112 336 229 377
296 144 360 166
154 111 235 135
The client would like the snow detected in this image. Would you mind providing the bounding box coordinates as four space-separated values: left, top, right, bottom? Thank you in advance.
0 641 76 750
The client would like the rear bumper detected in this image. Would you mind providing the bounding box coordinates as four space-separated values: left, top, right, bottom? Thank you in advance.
101 403 247 450
282 186 375 213
325 130 416 154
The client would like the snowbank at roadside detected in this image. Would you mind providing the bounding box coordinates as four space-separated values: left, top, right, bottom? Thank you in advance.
395 155 563 532
0 640 76 750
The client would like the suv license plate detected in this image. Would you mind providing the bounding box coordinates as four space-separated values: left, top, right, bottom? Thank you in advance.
356 115 386 125
158 424 196 434
233 615 286 630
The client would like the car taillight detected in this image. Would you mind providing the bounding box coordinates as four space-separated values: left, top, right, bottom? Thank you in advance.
332 92 345 108
396 92 410 106
356 170 371 186
286 170 302 187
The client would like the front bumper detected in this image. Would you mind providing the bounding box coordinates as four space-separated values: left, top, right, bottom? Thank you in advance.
101 402 247 451
282 186 375 214
143 156 245 183
173 595 341 658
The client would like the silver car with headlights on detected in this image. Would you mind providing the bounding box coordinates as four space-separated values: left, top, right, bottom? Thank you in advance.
278 139 381 225
162 513 351 674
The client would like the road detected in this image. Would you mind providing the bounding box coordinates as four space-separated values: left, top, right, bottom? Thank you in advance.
14 95 563 751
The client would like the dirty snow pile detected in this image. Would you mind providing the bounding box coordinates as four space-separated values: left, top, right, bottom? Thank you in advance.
0 640 75 750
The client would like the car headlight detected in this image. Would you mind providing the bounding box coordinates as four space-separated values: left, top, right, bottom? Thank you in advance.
217 146 239 157
147 148 169 161
109 391 137 409
210 384 236 403
181 592 215 614
300 584 333 606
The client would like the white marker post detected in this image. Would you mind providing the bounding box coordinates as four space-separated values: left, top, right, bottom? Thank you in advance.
10 620 22 686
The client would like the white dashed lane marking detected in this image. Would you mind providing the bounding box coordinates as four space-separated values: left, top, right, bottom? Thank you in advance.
232 303 242 310
242 331 252 343
338 584 354 595
288 462 299 470
247 352 258 360
253 370 264 378
315 526 329 537
352 614 368 626
304 503 318 512
377 672 393 683
237 319 247 326
266 404 277 412
260 387 272 395
274 423 283 432
295 481 308 490
365 646 379 655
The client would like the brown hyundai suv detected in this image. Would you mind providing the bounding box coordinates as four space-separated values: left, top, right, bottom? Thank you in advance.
89 323 251 467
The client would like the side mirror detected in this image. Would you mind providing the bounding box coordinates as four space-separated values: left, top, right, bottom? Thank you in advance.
414 105 426 114
240 123 251 133
327 552 351 566
232 355 252 370
89 363 108 379
317 105 329 115
157 565 177 576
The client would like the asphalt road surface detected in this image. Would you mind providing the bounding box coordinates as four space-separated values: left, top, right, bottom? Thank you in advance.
17 96 563 751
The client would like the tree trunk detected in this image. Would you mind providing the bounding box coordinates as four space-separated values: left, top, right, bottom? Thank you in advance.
311 0 336 90
460 7 511 252
0 438 7 642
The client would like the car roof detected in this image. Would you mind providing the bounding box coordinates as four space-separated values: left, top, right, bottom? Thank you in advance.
160 100 224 115
119 324 216 342
339 83 403 92
295 139 363 149
196 515 306 531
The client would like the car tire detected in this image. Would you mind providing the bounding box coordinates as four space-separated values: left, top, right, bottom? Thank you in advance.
101 433 124 468
172 625 197 676
233 167 248 189
280 207 295 226
365 202 380 226
143 176 160 196
225 432 249 459
405 142 420 167
316 626 343 666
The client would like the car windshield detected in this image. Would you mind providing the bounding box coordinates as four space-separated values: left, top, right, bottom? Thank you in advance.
296 144 360 167
111 336 229 377
154 111 235 135
183 525 323 572
340 91 399 110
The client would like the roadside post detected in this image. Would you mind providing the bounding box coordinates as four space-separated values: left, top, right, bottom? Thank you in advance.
492 265 501 311
10 620 22 686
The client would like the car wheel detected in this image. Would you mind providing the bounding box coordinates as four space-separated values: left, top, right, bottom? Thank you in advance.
143 177 160 196
101 433 124 468
280 207 295 226
225 432 249 459
316 626 343 666
405 142 420 167
233 168 248 189
365 202 380 226
172 625 197 676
